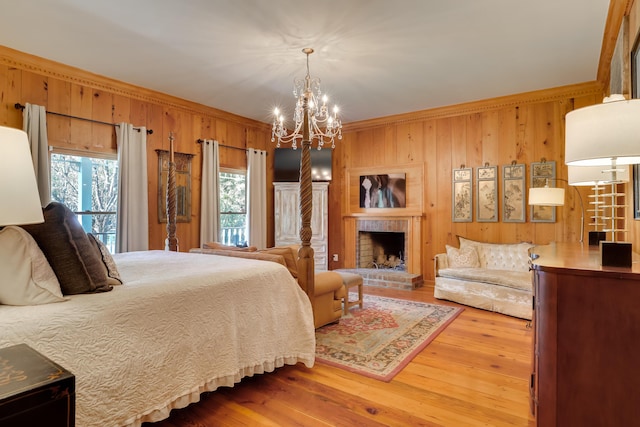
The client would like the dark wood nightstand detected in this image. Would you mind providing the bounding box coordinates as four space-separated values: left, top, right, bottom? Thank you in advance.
0 343 75 427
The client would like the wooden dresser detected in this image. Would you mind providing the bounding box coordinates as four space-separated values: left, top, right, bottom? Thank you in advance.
529 243 640 426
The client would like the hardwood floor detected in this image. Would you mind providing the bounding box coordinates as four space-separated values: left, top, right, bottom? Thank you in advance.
147 284 535 427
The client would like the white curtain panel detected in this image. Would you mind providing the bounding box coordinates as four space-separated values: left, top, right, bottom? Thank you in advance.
115 123 149 253
22 103 51 206
199 139 220 246
247 148 267 249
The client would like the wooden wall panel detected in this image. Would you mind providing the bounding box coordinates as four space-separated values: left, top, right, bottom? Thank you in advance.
0 46 271 252
6 41 636 283
340 83 605 281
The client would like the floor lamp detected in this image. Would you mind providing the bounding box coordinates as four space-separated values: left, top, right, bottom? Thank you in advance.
565 95 640 267
528 178 585 243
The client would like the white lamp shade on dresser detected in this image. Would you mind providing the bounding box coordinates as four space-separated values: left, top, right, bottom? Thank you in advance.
567 165 630 186
565 97 640 166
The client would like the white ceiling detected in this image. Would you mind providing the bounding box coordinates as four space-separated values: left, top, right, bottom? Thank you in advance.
0 0 610 125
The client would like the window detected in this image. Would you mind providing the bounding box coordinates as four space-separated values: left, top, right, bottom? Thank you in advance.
219 170 247 246
50 153 118 252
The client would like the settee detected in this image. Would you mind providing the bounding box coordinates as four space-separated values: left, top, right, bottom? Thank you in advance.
434 237 533 320
190 244 346 328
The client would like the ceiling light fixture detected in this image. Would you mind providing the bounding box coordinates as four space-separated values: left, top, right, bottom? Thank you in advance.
270 48 342 302
271 48 342 150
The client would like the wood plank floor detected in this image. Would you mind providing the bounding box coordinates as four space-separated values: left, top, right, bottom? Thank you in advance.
146 284 535 427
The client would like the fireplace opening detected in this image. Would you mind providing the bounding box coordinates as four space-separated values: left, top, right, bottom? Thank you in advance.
358 231 406 270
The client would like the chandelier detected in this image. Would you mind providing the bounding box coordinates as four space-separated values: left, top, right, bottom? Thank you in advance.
271 48 342 149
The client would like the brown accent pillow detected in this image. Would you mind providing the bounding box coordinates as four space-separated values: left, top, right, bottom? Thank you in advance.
21 202 112 295
88 233 123 285
258 246 298 279
203 242 257 252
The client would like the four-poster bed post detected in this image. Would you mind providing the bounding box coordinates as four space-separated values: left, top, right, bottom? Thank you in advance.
165 132 178 251
297 103 315 304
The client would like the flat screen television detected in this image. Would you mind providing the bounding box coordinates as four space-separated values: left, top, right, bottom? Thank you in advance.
273 147 332 182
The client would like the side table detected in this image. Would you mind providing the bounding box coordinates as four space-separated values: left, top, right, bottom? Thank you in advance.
0 343 75 427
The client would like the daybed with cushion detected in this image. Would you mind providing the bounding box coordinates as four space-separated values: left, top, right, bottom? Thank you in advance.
434 236 533 320
191 244 346 328
0 203 316 427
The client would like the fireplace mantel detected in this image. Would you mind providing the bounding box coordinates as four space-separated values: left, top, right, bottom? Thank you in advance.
343 215 422 277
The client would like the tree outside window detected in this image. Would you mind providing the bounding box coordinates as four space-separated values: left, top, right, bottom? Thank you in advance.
219 171 247 246
50 153 118 252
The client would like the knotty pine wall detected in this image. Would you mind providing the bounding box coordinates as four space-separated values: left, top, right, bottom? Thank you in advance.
333 84 606 281
0 45 273 252
3 14 638 284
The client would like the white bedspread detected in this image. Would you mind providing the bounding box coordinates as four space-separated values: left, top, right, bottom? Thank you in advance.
0 250 315 427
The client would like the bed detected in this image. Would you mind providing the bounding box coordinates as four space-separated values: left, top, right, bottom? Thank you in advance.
0 249 316 427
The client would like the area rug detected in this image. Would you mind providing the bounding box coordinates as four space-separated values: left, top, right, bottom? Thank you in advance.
315 294 463 381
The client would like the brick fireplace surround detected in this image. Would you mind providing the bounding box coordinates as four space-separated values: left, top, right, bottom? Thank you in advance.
340 217 423 290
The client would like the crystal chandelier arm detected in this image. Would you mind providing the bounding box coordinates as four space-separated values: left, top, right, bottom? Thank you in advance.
271 47 342 150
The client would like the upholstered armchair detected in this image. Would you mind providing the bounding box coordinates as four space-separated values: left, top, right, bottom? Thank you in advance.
189 245 345 328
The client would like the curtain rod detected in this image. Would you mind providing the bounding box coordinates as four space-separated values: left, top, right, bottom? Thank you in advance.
196 138 268 155
14 103 153 134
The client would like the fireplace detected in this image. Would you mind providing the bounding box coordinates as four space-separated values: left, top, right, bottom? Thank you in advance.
339 217 423 290
358 231 406 270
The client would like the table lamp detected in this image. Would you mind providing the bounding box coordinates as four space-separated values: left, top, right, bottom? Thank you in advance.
568 165 629 246
565 95 640 267
0 126 44 227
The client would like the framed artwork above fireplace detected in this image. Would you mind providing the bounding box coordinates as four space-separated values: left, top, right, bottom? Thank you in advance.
359 174 406 208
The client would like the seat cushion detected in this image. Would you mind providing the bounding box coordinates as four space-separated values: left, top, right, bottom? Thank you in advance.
438 267 532 291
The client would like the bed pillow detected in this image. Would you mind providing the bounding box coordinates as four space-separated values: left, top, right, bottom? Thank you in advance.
203 242 257 252
0 226 67 305
88 233 123 285
21 202 112 295
258 246 298 279
445 244 480 268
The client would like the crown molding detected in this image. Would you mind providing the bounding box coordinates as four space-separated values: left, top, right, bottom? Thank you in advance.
342 81 603 133
0 45 271 131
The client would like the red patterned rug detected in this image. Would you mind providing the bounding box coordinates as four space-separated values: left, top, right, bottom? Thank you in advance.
315 294 463 381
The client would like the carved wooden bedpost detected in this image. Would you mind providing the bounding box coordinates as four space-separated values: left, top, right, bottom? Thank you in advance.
297 98 315 304
166 132 179 252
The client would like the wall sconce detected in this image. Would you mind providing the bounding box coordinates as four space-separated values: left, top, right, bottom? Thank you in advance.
565 95 640 267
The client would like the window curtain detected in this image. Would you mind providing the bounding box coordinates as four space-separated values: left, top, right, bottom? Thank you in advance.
246 148 267 249
115 123 148 253
22 103 51 206
199 139 220 246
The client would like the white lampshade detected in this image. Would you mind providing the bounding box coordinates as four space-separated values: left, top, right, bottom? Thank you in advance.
567 165 630 186
528 187 565 206
565 96 640 166
0 126 44 226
